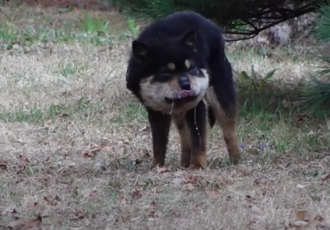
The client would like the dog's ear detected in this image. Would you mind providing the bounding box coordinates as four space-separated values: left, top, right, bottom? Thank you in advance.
181 29 196 48
132 40 149 61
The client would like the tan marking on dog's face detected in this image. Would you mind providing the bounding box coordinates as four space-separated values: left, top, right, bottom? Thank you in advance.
167 63 175 70
139 68 210 115
185 60 190 69
168 76 180 89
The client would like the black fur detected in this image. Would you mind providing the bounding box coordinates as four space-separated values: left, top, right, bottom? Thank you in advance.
126 11 240 168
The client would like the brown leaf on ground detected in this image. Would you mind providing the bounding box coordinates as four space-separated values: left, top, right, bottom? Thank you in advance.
183 183 195 191
1 207 18 216
83 143 102 158
16 165 26 174
83 152 96 158
148 210 162 220
72 210 85 220
89 190 98 197
193 202 205 211
119 196 129 205
44 119 53 127
314 214 325 222
19 154 31 163
121 215 131 223
295 210 307 220
100 138 110 148
44 196 58 206
0 161 8 170
207 189 220 200
321 174 330 182
156 165 171 174
186 175 199 184
132 189 142 198
6 214 42 229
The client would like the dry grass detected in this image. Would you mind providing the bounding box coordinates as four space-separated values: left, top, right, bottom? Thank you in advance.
1 5 330 230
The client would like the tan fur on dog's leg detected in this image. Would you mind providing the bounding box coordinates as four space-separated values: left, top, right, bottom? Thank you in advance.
190 151 207 169
173 115 192 168
219 119 240 164
206 88 241 164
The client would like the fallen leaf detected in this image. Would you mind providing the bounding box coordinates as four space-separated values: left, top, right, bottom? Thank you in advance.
253 178 261 185
119 196 128 205
83 143 102 158
193 202 205 211
186 175 198 184
0 161 8 170
183 183 195 191
100 138 109 148
1 207 18 216
207 189 220 200
321 174 330 182
44 157 51 164
16 165 26 174
295 210 307 220
314 214 325 222
73 210 84 220
44 196 58 206
6 214 42 229
156 165 171 174
148 210 162 219
297 184 305 188
132 189 142 198
84 152 96 158
89 190 98 197
19 154 30 163
44 119 53 127
172 177 186 186
121 215 130 223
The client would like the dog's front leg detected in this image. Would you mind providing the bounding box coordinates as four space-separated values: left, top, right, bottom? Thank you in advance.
186 100 208 169
147 109 172 169
173 114 192 168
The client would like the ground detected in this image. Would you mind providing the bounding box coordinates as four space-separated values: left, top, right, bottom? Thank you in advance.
1 2 330 230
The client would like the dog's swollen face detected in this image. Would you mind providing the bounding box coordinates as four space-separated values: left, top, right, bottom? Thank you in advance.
132 30 210 115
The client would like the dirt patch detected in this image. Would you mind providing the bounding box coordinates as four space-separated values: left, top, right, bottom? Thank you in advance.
6 0 113 11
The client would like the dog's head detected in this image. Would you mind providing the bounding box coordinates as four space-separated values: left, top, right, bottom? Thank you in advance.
129 29 210 115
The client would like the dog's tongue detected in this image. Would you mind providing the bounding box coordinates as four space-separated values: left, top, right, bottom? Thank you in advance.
178 90 195 99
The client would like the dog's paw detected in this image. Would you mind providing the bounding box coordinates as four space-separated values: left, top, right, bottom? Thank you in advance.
190 153 207 169
149 158 165 169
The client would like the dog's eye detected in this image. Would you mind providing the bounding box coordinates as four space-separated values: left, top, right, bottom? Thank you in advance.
189 67 202 76
161 73 171 78
156 73 172 81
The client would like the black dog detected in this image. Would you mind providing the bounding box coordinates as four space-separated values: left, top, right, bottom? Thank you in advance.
126 11 240 169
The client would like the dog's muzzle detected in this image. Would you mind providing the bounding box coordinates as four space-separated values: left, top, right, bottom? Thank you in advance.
165 75 198 103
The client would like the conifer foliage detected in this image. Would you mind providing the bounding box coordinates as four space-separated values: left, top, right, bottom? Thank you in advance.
109 0 320 40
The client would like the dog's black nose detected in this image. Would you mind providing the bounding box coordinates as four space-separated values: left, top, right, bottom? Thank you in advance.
179 76 191 90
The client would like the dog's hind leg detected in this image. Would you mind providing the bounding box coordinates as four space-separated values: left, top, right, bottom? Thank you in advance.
206 54 241 164
173 114 192 168
185 100 208 169
147 109 172 169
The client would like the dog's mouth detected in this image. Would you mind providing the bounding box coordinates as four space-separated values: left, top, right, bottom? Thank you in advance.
165 89 198 103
